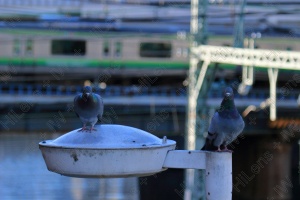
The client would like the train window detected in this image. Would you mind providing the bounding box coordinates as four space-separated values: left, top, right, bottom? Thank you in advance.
175 47 188 58
25 39 33 55
114 41 122 57
176 48 182 57
103 40 110 57
222 43 231 47
13 39 20 55
51 40 86 56
139 42 172 58
182 48 188 58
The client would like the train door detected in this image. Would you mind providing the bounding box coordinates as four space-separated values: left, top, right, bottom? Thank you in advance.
13 38 21 56
25 39 33 56
13 38 33 57
102 40 111 58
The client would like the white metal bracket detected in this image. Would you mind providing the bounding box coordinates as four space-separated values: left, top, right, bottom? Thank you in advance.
163 150 232 200
242 65 254 86
238 65 254 95
194 59 210 100
241 37 255 88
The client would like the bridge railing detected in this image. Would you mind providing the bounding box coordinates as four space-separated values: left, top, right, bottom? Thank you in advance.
0 83 298 101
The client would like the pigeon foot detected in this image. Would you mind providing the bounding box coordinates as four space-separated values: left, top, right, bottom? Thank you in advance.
222 146 233 152
215 146 222 152
220 149 233 153
88 126 97 133
215 146 233 153
78 126 87 132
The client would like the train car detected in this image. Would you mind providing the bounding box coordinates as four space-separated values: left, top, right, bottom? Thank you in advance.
0 29 188 73
0 28 299 79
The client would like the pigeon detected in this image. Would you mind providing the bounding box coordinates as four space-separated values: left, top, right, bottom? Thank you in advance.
201 87 245 152
74 86 104 132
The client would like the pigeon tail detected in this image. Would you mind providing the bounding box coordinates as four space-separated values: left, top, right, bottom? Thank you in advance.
201 132 219 151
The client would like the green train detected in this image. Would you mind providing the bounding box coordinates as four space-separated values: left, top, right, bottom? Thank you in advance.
0 28 299 74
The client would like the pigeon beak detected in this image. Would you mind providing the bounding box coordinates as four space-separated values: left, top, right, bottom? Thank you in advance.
225 92 231 97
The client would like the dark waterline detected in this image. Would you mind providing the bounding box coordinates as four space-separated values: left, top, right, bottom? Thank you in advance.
0 134 139 200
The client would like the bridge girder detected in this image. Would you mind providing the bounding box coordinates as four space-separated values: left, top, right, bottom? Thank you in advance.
192 45 300 70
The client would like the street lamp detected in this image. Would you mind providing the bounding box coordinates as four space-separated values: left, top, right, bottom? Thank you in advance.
39 124 232 200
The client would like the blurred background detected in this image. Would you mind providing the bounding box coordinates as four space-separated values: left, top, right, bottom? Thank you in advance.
0 0 299 200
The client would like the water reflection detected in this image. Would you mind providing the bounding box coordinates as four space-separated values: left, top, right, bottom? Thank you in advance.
0 134 139 200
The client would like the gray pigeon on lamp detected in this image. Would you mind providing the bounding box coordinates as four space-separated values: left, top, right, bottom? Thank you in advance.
74 86 104 132
201 87 245 152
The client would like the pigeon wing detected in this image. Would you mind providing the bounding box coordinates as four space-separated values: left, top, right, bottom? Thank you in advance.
73 94 81 118
97 95 104 122
201 112 219 151
208 112 219 134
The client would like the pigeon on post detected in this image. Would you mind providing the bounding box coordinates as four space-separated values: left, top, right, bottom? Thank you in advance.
201 87 245 152
74 86 104 132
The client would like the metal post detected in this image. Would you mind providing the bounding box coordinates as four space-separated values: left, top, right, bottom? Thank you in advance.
205 152 232 200
185 57 212 200
188 1 221 199
185 56 198 200
268 68 278 121
298 140 300 184
238 36 254 96
243 36 255 85
233 0 246 48
187 0 209 198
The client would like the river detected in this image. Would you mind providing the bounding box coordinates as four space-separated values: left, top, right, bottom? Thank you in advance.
0 134 139 200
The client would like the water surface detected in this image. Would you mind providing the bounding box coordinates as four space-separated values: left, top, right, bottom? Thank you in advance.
0 134 139 200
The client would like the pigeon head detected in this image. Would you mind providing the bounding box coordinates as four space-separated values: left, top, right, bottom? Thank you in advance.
223 87 234 100
82 86 92 100
83 86 92 94
218 86 237 115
